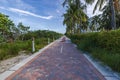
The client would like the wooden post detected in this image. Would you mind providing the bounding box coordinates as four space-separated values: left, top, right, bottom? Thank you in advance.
32 37 35 52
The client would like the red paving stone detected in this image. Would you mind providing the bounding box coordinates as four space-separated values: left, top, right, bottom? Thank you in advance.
6 38 106 80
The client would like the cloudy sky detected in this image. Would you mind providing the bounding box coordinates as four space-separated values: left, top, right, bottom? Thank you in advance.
0 0 100 33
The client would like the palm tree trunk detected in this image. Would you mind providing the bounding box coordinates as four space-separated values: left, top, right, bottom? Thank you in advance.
109 0 116 30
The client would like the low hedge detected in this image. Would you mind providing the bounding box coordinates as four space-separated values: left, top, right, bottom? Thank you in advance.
68 29 120 72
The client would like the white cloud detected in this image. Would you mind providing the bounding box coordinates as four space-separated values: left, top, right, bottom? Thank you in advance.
9 8 53 19
0 6 53 20
0 6 6 9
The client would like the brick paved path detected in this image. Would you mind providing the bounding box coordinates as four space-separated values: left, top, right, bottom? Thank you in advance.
6 38 106 80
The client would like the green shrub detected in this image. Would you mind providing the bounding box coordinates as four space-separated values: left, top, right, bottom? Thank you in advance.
0 29 62 61
8 44 19 55
0 49 8 60
35 38 48 51
69 29 120 72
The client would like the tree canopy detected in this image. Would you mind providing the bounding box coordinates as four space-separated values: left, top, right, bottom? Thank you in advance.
63 0 120 34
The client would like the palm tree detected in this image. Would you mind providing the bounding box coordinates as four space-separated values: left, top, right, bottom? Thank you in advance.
116 12 120 28
100 5 111 30
63 3 76 34
63 13 73 34
114 0 120 12
63 0 88 34
85 0 119 30
109 0 116 29
63 0 81 7
89 15 101 31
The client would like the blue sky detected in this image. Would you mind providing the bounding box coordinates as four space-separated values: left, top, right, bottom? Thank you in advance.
0 0 101 33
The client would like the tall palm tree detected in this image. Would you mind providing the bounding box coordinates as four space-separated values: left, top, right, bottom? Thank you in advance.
63 3 77 34
63 0 88 34
89 15 101 31
100 4 111 30
63 13 73 34
63 0 81 7
114 0 120 12
109 0 116 29
85 0 119 30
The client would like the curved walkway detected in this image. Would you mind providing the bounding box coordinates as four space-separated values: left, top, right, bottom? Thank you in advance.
5 37 106 80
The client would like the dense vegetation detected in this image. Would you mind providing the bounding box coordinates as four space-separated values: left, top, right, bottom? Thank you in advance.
63 0 120 73
68 29 120 72
0 30 62 60
63 0 120 34
0 13 62 60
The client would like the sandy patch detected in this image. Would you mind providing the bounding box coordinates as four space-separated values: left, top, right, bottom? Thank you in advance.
0 52 31 74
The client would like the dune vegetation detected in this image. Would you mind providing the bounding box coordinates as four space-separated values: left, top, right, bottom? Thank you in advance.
0 13 62 60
